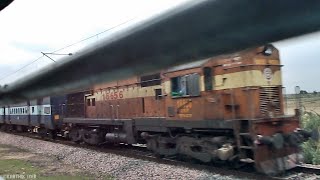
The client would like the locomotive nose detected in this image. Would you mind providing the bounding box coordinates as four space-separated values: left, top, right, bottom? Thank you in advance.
256 129 320 149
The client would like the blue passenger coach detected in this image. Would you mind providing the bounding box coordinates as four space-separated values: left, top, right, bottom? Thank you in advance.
0 96 66 132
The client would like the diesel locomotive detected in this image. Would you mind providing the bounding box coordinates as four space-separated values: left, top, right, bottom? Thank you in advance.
0 45 316 175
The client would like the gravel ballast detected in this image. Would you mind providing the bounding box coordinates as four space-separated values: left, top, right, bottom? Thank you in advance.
0 132 248 180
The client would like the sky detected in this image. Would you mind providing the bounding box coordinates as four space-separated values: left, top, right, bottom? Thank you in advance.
0 0 319 94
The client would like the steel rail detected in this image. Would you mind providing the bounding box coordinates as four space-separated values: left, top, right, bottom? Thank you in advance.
1 0 320 104
295 164 320 175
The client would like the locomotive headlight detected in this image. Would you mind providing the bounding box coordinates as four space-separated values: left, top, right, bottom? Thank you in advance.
262 45 273 56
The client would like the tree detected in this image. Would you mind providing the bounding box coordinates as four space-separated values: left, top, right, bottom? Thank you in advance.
300 90 308 94
302 111 320 164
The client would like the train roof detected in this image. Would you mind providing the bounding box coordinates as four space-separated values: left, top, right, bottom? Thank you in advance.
165 45 278 73
166 59 208 73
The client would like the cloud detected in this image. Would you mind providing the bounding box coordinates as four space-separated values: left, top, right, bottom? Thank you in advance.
0 0 189 84
274 32 320 93
1 0 320 93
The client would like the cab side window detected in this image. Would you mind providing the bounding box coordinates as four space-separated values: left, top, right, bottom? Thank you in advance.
203 67 213 91
171 73 200 97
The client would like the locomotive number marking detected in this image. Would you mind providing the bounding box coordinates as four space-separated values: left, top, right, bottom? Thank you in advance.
106 91 124 100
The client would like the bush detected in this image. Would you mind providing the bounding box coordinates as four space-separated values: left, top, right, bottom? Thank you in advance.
301 111 320 164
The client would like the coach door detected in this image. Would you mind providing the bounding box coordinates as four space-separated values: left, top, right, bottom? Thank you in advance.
154 88 165 117
203 67 222 119
0 107 5 124
85 96 96 118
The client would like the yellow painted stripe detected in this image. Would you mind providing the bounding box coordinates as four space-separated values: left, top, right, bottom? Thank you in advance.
214 70 281 90
254 59 280 65
94 85 164 101
92 69 282 100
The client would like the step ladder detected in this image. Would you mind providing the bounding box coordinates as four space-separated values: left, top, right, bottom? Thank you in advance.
234 120 255 161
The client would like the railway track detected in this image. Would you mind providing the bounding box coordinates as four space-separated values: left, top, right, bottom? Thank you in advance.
4 131 320 180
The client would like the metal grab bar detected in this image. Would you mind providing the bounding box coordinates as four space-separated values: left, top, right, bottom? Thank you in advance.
110 105 114 120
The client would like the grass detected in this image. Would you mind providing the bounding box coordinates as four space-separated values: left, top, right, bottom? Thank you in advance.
0 159 39 175
0 159 94 180
0 144 113 180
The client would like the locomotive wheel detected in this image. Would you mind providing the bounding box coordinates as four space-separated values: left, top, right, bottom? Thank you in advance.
69 129 82 143
16 125 27 132
38 128 47 139
227 156 247 169
0 124 6 131
48 130 57 140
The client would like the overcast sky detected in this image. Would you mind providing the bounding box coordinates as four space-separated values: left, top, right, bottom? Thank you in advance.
0 0 319 94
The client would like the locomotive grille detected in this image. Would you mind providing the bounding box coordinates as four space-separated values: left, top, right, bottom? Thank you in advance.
259 86 281 117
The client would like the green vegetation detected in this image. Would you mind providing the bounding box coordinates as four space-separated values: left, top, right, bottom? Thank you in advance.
0 159 93 180
0 144 113 180
301 111 320 164
0 159 39 175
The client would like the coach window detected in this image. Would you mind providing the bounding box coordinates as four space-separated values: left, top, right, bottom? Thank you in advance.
203 67 213 91
87 99 91 106
44 107 51 114
22 108 25 114
171 73 200 97
32 107 35 113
